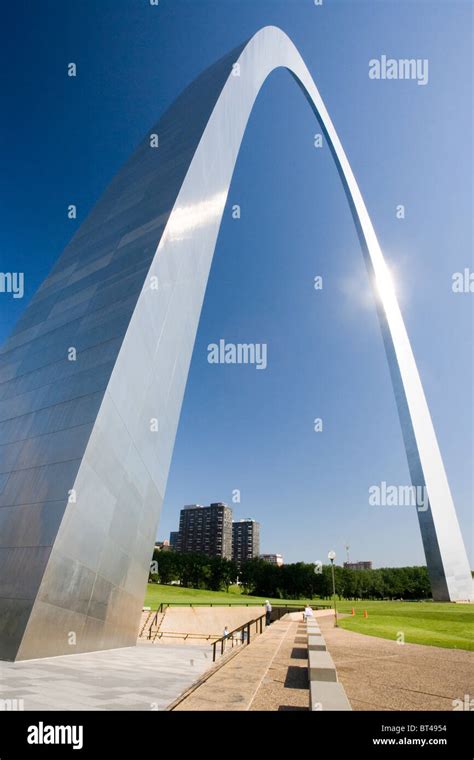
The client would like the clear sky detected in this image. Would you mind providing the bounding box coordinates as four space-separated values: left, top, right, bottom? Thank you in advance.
1 0 472 567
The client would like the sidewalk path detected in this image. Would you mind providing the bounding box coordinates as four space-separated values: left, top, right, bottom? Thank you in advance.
174 611 473 711
174 618 309 711
319 616 472 711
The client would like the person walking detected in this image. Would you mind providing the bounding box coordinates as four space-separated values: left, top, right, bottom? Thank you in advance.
264 600 272 626
223 625 229 650
303 604 314 622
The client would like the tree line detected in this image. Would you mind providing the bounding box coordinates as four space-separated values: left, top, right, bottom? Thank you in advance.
151 550 237 592
239 558 431 600
150 550 432 600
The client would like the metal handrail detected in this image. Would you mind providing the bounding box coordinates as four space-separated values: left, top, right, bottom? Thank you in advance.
147 608 163 640
211 612 266 662
150 601 326 609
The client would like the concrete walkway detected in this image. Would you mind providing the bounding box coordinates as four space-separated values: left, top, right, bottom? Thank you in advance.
0 642 213 711
319 616 472 711
174 611 473 712
174 618 309 711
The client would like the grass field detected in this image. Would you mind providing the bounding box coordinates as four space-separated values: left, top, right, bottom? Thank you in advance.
143 584 473 651
337 601 473 651
143 583 314 608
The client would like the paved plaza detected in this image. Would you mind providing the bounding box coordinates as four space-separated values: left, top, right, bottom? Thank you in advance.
0 642 213 711
1 612 470 712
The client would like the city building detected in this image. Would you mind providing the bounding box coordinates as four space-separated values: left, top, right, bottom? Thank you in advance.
177 503 232 559
154 540 171 552
232 519 260 568
343 561 373 571
260 553 284 567
169 531 180 550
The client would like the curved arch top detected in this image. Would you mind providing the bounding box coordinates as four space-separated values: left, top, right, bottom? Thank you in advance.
0 26 470 660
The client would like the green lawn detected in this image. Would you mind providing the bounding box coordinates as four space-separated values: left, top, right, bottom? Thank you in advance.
143 583 317 608
143 584 473 651
336 600 473 651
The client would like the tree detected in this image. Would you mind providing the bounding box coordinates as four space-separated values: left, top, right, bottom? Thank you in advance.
154 550 178 585
208 557 238 592
341 567 357 599
178 553 209 588
240 558 265 595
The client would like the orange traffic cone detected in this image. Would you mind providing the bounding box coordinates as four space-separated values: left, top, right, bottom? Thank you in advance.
351 607 355 616
363 609 368 618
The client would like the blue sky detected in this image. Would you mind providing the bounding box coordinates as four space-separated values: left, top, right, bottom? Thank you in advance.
1 0 472 567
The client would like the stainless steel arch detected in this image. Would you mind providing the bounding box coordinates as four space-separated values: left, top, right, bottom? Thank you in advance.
1 26 471 661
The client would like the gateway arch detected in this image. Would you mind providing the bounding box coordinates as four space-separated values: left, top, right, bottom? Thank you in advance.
0 26 471 661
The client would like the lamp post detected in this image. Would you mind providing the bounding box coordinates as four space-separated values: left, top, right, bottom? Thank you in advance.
328 550 338 627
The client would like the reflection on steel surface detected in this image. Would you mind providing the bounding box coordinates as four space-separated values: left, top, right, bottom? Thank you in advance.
0 27 471 661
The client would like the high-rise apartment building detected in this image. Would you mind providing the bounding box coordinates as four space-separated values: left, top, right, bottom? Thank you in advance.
177 503 232 558
169 531 180 550
232 519 260 568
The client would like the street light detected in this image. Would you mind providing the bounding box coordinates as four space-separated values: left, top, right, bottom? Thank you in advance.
328 550 338 627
